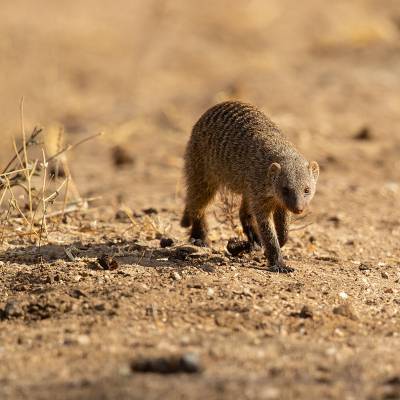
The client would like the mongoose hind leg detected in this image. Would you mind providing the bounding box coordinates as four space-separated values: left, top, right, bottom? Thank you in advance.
190 217 209 246
273 206 291 248
239 197 261 248
252 198 294 273
180 207 192 228
183 180 218 246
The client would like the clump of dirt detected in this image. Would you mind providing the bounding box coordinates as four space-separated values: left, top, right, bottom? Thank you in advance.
97 254 119 270
226 238 252 256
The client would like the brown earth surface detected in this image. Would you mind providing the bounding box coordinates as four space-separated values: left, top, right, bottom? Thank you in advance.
1 1 400 399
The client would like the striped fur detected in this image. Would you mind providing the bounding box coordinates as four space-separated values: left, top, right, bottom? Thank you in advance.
181 101 319 271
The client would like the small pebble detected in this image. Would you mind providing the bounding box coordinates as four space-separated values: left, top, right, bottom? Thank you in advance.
77 335 91 345
172 271 182 281
299 305 313 319
69 289 87 299
359 263 370 271
208 256 227 264
201 263 215 273
111 146 135 167
333 304 358 320
381 271 389 279
142 207 158 215
339 292 348 300
353 126 373 141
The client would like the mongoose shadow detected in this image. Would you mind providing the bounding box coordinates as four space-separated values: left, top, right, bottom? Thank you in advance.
0 240 223 272
181 101 319 273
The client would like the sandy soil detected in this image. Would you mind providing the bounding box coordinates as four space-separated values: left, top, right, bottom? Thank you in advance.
1 1 400 399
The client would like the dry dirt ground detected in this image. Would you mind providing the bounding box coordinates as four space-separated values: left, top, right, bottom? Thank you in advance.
1 1 400 399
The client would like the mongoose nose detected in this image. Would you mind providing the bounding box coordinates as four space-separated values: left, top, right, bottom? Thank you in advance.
293 207 304 215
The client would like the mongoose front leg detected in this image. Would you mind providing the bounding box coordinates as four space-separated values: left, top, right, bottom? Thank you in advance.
253 200 294 273
273 206 291 248
239 197 261 247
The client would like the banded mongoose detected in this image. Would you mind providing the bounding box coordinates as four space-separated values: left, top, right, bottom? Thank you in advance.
181 101 319 272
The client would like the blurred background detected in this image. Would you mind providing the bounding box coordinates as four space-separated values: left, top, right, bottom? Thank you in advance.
1 0 399 211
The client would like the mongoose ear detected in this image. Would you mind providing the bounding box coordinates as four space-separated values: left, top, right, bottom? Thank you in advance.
268 162 281 182
309 161 319 181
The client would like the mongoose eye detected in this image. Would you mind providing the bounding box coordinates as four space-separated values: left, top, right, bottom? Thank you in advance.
304 187 311 195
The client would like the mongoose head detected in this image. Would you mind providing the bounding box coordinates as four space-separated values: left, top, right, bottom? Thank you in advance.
268 160 319 214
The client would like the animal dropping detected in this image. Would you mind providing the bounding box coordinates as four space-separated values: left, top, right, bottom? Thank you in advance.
181 101 319 272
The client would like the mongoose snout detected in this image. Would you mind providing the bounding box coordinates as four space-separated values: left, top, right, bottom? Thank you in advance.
181 101 319 272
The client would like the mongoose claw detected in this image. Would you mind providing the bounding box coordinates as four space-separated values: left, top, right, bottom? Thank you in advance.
267 262 294 274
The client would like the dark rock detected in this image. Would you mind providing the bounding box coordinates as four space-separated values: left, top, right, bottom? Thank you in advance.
299 305 313 319
160 237 174 248
131 353 202 374
290 305 313 319
142 207 158 215
353 126 373 141
385 376 400 386
111 146 135 167
327 215 341 227
69 289 87 299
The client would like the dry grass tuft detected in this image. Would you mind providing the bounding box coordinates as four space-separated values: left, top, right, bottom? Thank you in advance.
0 101 103 247
214 188 242 237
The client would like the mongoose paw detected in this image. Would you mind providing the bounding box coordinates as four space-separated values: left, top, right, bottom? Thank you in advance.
267 262 294 274
190 238 209 247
